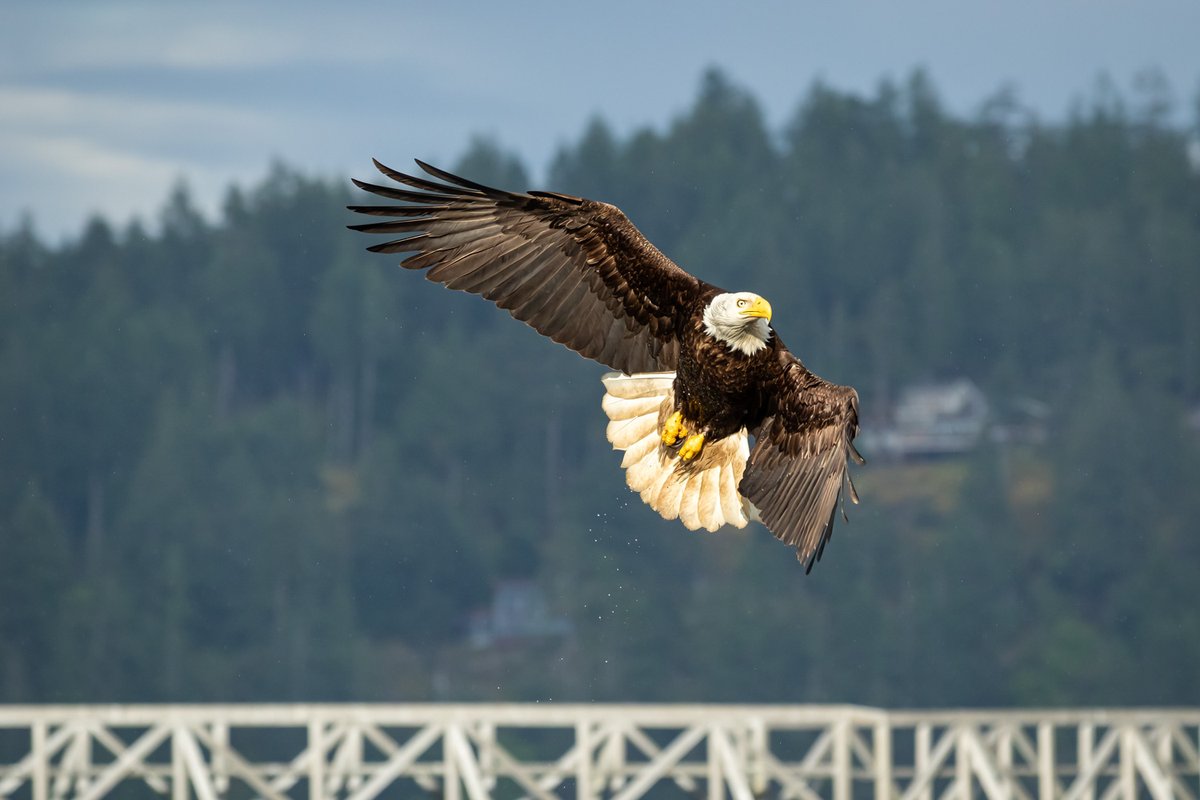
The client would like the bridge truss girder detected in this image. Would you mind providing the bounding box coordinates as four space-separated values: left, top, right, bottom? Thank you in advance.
1 705 1197 799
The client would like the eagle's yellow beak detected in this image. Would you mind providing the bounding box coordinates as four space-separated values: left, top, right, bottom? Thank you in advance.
740 295 772 321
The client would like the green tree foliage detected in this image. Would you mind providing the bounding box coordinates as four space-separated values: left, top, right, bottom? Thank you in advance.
0 484 72 698
1 69 1197 705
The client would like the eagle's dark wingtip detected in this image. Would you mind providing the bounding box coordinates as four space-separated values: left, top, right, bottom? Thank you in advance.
414 159 455 184
373 159 419 183
412 159 504 196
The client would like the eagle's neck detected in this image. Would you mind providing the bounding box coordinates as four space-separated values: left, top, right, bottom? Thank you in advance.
702 309 771 357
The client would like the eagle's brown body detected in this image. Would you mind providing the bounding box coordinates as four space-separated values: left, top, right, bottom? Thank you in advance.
676 306 774 441
349 160 862 571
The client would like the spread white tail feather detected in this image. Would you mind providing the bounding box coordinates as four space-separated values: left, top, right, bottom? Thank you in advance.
600 372 754 532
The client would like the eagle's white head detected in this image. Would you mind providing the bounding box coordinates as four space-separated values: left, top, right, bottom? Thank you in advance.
702 291 773 356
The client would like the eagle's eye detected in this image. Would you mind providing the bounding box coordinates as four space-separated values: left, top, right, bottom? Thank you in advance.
736 299 747 308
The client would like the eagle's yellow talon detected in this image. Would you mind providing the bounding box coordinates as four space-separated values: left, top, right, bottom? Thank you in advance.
678 433 706 460
661 411 687 445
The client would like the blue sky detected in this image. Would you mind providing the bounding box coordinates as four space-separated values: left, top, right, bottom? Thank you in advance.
3 1 1198 240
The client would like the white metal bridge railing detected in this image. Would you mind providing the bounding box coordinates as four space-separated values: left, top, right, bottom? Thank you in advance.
0 704 1197 799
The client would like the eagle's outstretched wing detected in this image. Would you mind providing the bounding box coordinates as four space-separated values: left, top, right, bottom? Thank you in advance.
349 160 708 375
739 349 864 572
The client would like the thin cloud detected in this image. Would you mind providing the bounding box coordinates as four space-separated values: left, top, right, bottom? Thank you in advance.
2 2 1197 241
1 3 432 76
0 85 289 154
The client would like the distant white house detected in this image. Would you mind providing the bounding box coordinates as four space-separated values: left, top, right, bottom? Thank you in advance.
868 379 990 460
1187 136 1200 174
468 579 573 649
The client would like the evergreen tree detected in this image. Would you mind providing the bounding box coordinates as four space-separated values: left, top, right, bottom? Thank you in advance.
0 68 1197 705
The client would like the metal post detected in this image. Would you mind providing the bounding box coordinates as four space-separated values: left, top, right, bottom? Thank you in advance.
172 727 187 800
995 724 1013 800
1155 726 1172 781
955 726 971 800
748 717 767 796
31 720 48 800
576 721 592 800
342 724 365 791
211 722 229 795
175 726 218 800
65 722 91 798
1120 727 1136 799
1079 722 1095 800
711 727 753 800
603 724 625 792
445 725 460 800
915 723 933 800
307 720 323 800
446 726 488 800
1038 722 1055 800
874 719 892 800
708 725 722 800
833 718 851 800
477 721 496 791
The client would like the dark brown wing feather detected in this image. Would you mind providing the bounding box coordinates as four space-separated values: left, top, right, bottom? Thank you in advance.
349 159 709 374
739 347 864 573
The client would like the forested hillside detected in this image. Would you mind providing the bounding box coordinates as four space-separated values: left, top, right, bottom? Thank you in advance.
3 69 1198 706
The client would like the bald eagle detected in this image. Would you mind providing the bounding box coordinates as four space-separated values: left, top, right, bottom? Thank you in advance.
349 160 863 572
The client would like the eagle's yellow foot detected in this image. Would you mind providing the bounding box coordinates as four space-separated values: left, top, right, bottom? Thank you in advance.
661 411 687 446
678 432 706 461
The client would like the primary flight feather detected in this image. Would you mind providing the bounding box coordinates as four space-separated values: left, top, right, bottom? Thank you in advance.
349 159 863 572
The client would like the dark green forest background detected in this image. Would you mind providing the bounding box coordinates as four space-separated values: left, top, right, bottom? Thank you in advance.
3 69 1198 707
